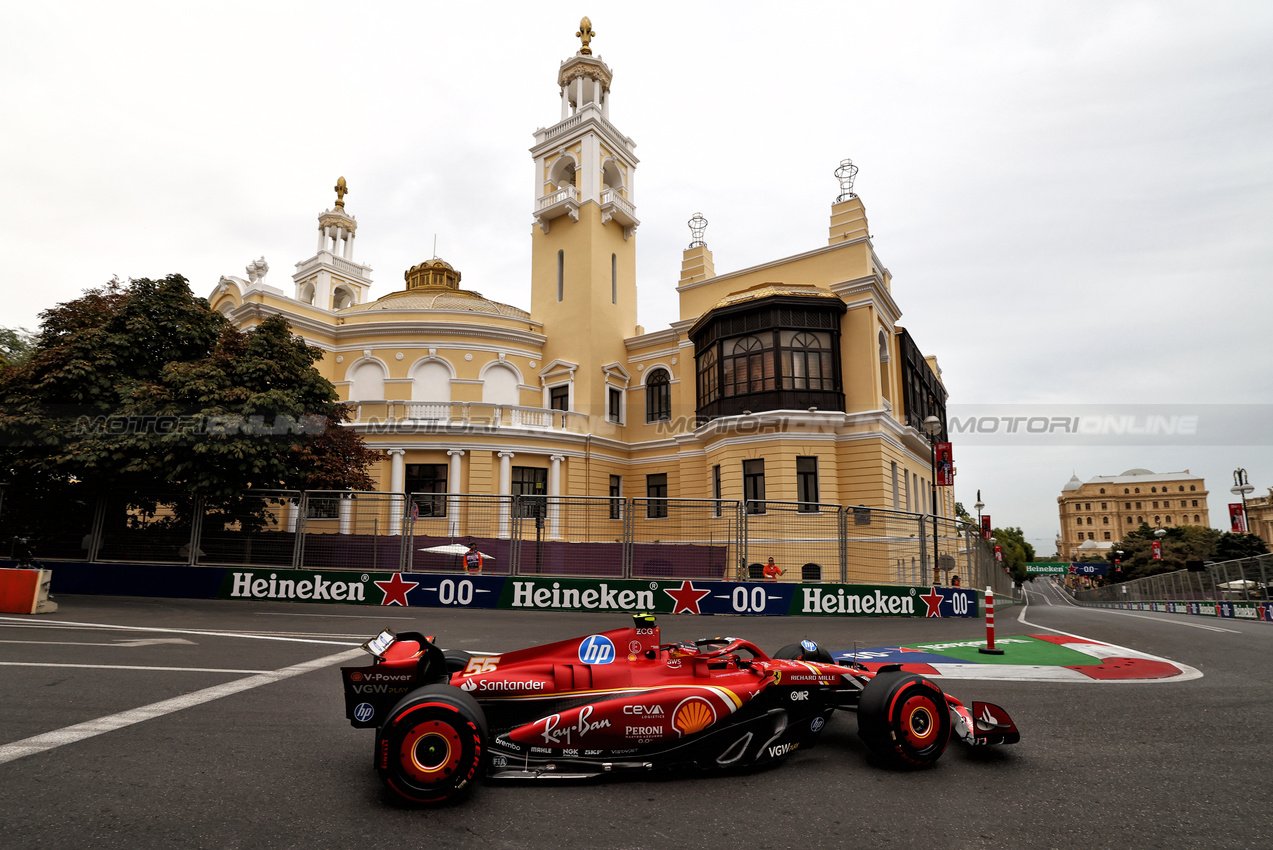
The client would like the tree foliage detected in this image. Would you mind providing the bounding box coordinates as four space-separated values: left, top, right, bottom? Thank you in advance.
0 327 36 370
1104 523 1221 581
991 526 1034 584
0 276 377 516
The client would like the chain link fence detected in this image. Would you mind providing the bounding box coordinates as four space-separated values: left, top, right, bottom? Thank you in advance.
4 488 1012 593
1073 552 1272 604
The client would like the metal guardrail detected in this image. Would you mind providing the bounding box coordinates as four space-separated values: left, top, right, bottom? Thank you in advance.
1 490 1014 593
1071 552 1273 605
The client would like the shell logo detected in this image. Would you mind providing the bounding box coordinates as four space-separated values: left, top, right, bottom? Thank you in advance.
673 697 716 737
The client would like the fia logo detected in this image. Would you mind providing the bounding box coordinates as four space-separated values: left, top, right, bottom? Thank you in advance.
353 702 375 723
578 634 616 665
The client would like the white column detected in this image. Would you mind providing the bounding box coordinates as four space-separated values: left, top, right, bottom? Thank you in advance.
388 449 405 535
561 85 569 120
339 495 352 535
447 449 464 538
344 230 355 260
549 454 564 539
498 451 514 538
575 77 583 112
316 226 325 253
601 87 609 119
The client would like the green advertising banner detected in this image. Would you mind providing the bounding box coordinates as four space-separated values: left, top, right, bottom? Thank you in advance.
1026 562 1069 575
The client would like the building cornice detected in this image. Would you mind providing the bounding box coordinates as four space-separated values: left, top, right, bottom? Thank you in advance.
831 274 903 325
674 237 869 295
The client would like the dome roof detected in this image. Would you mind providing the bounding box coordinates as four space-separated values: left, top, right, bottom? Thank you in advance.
1120 468 1154 476
341 254 530 318
1062 474 1083 491
708 282 841 312
339 288 530 318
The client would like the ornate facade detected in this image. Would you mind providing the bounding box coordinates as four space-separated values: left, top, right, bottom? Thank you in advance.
208 22 955 560
1057 469 1211 560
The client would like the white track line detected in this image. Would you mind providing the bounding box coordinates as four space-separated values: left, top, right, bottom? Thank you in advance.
0 648 363 765
0 662 271 674
1016 586 1203 682
0 616 361 646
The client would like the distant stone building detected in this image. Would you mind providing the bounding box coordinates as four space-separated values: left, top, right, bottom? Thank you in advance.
1057 469 1210 560
1244 489 1273 545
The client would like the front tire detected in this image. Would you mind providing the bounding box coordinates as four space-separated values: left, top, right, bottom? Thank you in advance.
376 685 488 805
857 671 951 769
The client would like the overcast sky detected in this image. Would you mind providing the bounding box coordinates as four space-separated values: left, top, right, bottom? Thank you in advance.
4 1 1271 553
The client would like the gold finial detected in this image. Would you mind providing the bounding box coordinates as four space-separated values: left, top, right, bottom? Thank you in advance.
576 17 594 55
334 176 348 208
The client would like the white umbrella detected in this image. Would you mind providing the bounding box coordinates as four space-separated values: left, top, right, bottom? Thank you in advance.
1216 579 1254 589
419 543 494 559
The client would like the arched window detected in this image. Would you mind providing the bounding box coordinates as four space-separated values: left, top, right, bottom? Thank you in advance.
481 363 520 406
696 347 719 407
1194 514 1200 523
411 360 452 402
781 331 835 391
1086 517 1092 525
723 336 774 396
1166 515 1172 524
1102 517 1109 524
1075 517 1082 526
1190 485 1196 491
348 360 385 401
332 286 354 310
646 369 671 423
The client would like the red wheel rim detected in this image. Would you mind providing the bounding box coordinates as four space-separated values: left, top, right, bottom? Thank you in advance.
400 720 464 783
898 693 939 749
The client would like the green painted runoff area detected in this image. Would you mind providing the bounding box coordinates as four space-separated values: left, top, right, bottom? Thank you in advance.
902 637 1102 666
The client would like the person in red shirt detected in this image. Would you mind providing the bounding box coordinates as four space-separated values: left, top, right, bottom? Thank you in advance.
763 557 785 582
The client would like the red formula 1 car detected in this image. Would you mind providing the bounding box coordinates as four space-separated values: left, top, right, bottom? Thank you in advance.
340 614 1019 805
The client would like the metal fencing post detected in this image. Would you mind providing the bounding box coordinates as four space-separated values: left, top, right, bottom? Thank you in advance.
291 492 309 569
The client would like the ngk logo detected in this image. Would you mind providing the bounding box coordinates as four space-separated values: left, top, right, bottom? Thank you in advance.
623 705 665 716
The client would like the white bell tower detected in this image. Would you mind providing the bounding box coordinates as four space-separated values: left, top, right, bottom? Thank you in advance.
292 176 373 311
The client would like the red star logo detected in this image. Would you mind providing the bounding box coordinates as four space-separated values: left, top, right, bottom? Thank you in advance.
663 580 711 615
1258 603 1268 622
919 587 945 618
375 573 419 607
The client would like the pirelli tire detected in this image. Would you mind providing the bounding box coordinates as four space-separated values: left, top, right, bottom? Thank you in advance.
376 684 488 806
442 649 473 675
856 671 951 769
773 641 835 664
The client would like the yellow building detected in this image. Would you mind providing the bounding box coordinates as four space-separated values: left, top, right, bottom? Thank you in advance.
1244 489 1272 545
208 22 956 573
1057 469 1210 559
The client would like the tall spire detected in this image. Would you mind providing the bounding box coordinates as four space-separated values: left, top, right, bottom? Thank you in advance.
334 176 348 209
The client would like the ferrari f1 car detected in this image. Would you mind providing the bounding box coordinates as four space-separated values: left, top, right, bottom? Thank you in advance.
340 614 1019 805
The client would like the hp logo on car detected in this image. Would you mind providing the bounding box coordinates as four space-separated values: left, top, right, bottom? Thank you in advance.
800 640 818 653
578 635 616 665
354 702 375 723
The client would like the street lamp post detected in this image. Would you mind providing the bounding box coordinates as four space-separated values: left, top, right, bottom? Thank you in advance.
923 415 943 585
974 490 985 534
1231 468 1254 533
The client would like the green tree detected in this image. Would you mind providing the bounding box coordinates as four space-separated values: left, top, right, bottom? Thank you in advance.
991 526 1034 584
1210 531 1268 562
1107 523 1220 581
0 327 35 369
954 501 971 522
0 276 377 538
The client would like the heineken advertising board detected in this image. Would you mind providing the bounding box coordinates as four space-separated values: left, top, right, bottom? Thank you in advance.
217 570 978 617
1025 562 1069 575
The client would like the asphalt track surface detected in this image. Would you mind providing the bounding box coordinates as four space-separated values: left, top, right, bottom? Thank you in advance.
0 580 1269 850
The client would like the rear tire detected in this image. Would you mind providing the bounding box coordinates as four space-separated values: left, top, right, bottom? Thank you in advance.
442 649 472 675
376 684 488 806
773 641 834 664
857 671 950 769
